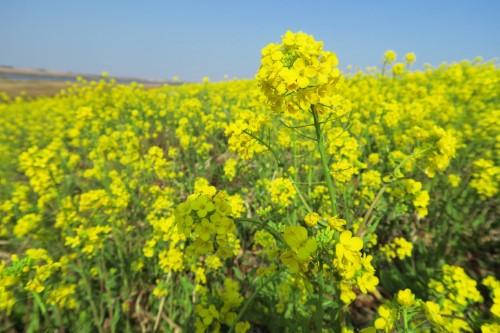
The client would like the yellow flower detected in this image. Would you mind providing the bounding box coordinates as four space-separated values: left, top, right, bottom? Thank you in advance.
13 213 42 238
235 321 251 333
392 63 405 76
357 271 379 294
267 177 297 208
257 31 341 114
394 237 413 259
384 50 397 64
340 281 357 304
397 288 416 307
368 153 380 165
224 158 238 181
152 284 169 298
482 323 500 333
158 248 183 272
413 190 430 217
380 237 413 261
205 255 222 271
448 174 461 188
327 216 346 231
47 284 77 309
424 301 444 326
470 159 499 198
405 52 416 64
361 170 382 189
336 231 363 262
374 304 395 331
304 212 320 227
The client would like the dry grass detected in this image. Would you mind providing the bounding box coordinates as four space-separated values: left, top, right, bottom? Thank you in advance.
0 79 169 99
0 79 71 98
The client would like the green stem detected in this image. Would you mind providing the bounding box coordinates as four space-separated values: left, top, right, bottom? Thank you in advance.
243 128 314 212
311 106 337 216
242 129 283 169
228 274 277 333
74 263 104 333
235 217 284 244
403 309 409 332
358 184 387 235
289 177 313 213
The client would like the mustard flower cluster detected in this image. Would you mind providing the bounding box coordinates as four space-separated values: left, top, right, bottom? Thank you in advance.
334 231 379 304
257 31 341 114
367 266 491 333
426 265 483 331
174 189 240 262
380 237 413 261
470 159 500 198
267 177 297 208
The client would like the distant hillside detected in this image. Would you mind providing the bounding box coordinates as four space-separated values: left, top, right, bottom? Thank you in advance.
0 65 171 85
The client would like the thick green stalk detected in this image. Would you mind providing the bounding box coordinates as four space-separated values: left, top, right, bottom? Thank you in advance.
312 107 337 216
403 309 409 332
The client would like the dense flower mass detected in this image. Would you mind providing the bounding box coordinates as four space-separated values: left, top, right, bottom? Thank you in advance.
257 31 342 114
0 32 499 332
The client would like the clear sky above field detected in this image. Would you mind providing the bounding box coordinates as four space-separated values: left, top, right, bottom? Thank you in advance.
1 0 499 81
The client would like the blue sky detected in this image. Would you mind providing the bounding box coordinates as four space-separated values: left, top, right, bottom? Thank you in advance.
1 0 499 81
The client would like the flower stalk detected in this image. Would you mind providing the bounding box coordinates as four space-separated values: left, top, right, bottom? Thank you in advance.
312 106 337 216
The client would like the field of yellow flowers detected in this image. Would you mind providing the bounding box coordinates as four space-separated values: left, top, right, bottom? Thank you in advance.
0 32 499 332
